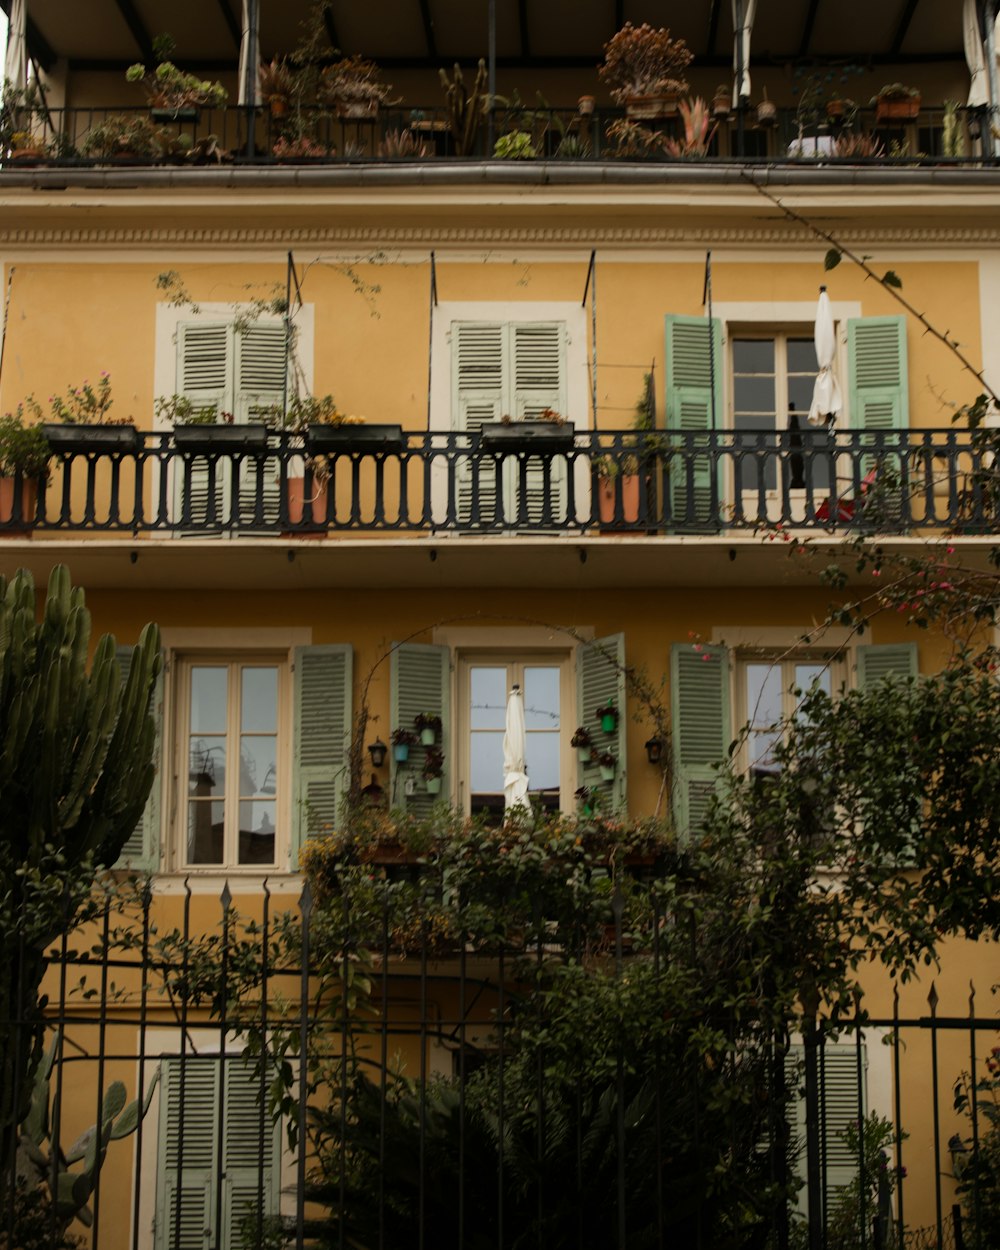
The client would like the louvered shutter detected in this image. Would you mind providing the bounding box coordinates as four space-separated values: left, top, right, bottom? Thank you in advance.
219 1059 280 1238
235 323 287 531
291 645 353 865
671 642 730 836
156 1058 217 1250
848 317 908 434
454 322 505 526
576 634 627 813
112 644 162 871
391 643 450 813
787 1041 866 1213
175 323 232 533
511 322 569 525
857 642 918 686
665 315 723 529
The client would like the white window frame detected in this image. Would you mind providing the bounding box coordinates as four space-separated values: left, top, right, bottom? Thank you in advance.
457 650 574 816
713 300 860 522
159 627 309 879
429 301 590 527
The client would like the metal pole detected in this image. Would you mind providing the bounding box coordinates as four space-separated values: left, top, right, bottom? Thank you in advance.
487 0 496 155
984 0 1000 159
734 0 745 158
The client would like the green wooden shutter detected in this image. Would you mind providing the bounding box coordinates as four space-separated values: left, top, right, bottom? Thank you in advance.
291 645 353 865
848 317 908 433
454 322 505 525
511 322 569 525
576 634 627 813
787 1041 866 1214
234 322 288 424
156 1058 217 1250
671 642 730 836
112 644 162 872
175 322 232 534
391 643 450 813
665 314 723 529
219 1059 280 1237
856 643 918 687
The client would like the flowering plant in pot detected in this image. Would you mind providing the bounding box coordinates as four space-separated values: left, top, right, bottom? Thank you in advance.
35 373 140 452
597 751 617 781
596 700 620 734
259 58 295 117
391 727 417 763
0 407 49 530
422 747 444 794
598 22 693 118
321 55 392 119
414 712 442 745
570 726 593 763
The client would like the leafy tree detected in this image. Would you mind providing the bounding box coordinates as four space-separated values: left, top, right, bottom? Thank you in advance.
0 566 160 1187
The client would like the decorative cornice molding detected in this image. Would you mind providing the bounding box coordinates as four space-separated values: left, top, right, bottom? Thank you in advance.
0 223 997 249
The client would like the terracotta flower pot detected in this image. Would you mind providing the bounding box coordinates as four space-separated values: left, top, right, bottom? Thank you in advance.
598 474 641 528
625 93 678 120
284 476 328 536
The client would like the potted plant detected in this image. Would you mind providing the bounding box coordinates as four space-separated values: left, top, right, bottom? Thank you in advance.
480 409 575 452
712 83 731 118
663 97 718 158
873 83 920 123
422 747 444 794
493 130 537 159
391 728 417 763
596 373 657 529
578 95 596 116
571 726 593 764
597 750 617 782
259 58 295 118
276 394 404 455
756 87 777 127
596 700 619 734
439 60 488 157
81 114 173 162
0 407 49 531
414 712 442 746
598 22 693 120
38 373 141 452
320 55 392 119
127 35 228 120
157 395 270 453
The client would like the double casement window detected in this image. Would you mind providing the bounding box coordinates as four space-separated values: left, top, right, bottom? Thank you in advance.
664 312 909 525
670 640 918 837
113 644 352 875
387 634 626 819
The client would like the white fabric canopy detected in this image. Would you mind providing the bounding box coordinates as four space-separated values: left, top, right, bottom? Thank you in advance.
237 0 261 106
732 0 757 102
503 685 532 818
964 0 990 109
808 287 843 427
4 0 26 90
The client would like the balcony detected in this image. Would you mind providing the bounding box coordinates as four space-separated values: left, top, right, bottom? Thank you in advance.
0 102 988 173
2 426 994 538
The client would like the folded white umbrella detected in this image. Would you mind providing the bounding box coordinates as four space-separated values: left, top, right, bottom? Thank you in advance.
808 286 843 427
964 0 990 109
4 0 26 90
237 0 261 106
732 0 757 102
503 685 532 818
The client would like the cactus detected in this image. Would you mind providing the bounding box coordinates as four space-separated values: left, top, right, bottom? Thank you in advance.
0 566 160 1189
17 1032 159 1231
439 59 488 156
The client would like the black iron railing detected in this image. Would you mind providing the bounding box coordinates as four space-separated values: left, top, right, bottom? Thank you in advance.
1 426 996 537
1 877 994 1249
0 103 983 170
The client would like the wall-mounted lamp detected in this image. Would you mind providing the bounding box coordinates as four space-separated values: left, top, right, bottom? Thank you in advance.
368 738 387 768
644 736 664 766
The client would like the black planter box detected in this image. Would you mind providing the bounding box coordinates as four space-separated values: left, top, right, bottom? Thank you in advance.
480 421 575 452
173 423 270 453
43 423 141 453
304 423 405 455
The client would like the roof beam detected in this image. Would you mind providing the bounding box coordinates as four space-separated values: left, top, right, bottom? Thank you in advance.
216 0 242 50
113 0 154 65
417 0 438 60
518 0 531 59
890 0 921 56
797 0 821 59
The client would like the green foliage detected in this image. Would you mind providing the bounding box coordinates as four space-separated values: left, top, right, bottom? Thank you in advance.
0 408 50 476
29 373 116 425
439 60 489 157
0 1179 82 1250
126 58 228 110
953 1044 1000 1249
493 130 537 160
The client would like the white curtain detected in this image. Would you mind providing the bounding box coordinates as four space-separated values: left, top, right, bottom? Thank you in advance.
732 0 757 102
964 0 990 108
237 0 261 106
4 0 26 89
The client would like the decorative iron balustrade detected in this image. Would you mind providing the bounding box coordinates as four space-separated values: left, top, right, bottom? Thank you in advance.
0 427 996 537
